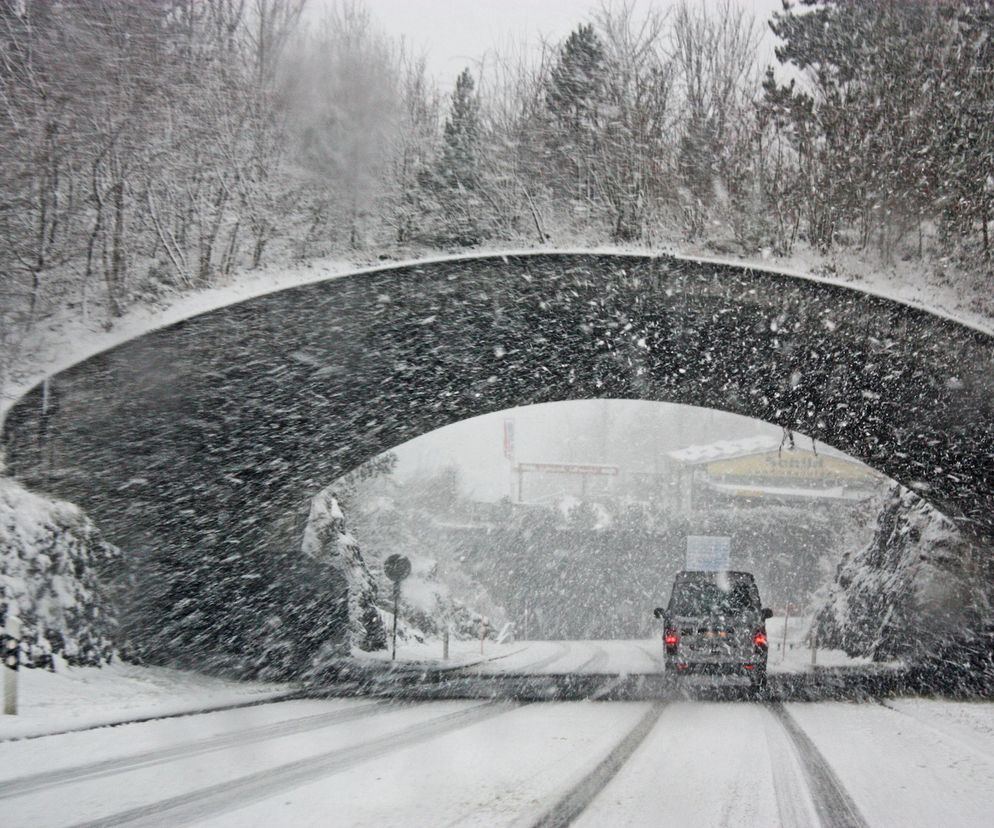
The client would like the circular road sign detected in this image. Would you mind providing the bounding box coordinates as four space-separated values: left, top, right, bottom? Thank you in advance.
384 554 412 582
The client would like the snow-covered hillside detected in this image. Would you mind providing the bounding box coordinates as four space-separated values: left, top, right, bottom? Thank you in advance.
811 484 988 662
0 478 120 666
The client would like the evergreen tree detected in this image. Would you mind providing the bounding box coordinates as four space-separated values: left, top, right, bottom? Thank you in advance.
423 67 489 245
440 68 481 191
767 0 967 258
754 67 815 254
545 24 607 205
547 24 605 134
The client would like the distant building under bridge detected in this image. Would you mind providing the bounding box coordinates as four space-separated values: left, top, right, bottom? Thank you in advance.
668 435 887 512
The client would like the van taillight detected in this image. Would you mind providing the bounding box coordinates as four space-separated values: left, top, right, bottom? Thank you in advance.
664 629 679 647
753 631 768 648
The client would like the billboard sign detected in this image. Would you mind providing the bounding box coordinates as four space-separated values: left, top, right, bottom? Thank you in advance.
705 450 878 483
514 462 618 476
686 535 731 571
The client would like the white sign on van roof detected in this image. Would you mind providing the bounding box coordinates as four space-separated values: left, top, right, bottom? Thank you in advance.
686 535 731 571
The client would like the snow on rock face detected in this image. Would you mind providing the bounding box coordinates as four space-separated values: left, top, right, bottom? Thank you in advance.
302 487 387 652
0 477 120 666
811 484 984 663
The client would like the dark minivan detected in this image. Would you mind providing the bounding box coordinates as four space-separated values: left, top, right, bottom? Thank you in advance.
654 570 772 688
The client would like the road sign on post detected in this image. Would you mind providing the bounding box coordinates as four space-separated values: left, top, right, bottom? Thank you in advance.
383 554 411 662
3 614 21 716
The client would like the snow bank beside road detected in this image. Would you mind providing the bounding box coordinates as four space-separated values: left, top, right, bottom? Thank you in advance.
0 662 293 741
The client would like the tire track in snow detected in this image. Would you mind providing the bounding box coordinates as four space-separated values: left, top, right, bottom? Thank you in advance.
635 642 663 668
760 704 822 828
467 641 573 675
576 645 609 674
510 641 573 674
877 699 994 764
527 702 667 828
68 701 522 828
0 700 390 800
768 703 868 828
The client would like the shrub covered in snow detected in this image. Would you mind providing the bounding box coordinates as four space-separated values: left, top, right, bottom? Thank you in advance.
0 477 120 666
302 486 387 653
811 485 987 663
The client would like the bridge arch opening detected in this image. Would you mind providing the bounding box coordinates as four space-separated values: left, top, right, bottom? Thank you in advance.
326 398 983 682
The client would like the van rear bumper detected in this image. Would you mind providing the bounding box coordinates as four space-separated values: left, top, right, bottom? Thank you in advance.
665 658 766 675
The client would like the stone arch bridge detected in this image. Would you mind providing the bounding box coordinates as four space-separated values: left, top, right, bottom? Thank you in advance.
3 252 993 559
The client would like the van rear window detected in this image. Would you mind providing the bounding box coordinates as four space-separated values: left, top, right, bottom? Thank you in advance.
669 581 758 615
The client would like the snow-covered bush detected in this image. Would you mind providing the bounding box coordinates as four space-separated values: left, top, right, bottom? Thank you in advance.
302 486 387 653
0 477 120 666
811 485 986 663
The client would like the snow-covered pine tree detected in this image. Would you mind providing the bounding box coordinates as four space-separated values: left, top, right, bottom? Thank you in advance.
441 68 482 191
545 23 606 210
421 68 491 246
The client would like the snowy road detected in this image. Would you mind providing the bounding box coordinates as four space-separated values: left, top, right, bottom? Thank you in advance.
464 639 659 675
4 691 994 826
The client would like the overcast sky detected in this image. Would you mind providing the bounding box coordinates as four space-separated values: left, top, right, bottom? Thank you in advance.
358 0 789 87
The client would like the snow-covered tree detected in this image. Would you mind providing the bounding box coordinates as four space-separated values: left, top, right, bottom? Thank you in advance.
671 0 759 243
545 23 606 208
420 68 492 245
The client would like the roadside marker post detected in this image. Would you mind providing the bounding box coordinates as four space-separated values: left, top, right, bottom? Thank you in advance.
479 617 490 655
383 554 411 662
3 614 21 716
782 603 790 663
391 582 400 661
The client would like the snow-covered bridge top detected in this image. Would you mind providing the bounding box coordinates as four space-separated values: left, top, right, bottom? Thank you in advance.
3 246 991 424
3 251 993 557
